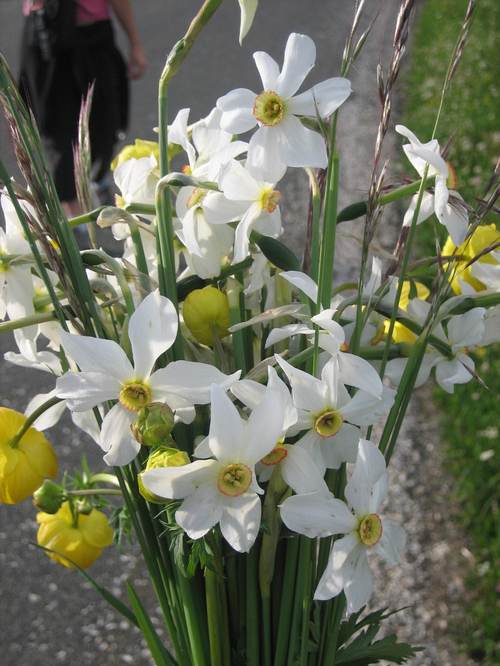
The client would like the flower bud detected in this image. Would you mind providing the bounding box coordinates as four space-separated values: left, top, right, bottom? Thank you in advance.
138 447 190 503
33 480 65 514
182 286 230 346
0 407 58 505
111 139 159 171
131 403 175 447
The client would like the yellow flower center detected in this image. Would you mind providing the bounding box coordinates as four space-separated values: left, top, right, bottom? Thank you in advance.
253 90 287 126
217 463 252 497
187 187 207 209
260 440 288 466
182 164 193 175
259 187 281 213
358 513 383 547
119 381 152 412
314 409 344 438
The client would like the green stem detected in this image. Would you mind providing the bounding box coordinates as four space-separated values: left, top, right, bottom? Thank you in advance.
321 595 345 665
65 488 122 496
246 546 260 666
274 537 299 666
8 396 63 448
318 150 340 310
0 310 58 333
68 206 106 227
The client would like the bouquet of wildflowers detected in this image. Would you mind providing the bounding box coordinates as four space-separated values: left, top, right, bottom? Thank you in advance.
1 1 498 664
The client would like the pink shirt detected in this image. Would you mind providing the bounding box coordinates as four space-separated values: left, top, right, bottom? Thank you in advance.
23 1 110 25
76 0 110 25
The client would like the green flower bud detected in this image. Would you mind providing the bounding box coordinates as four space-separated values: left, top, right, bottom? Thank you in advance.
138 447 190 504
33 480 65 514
131 403 175 447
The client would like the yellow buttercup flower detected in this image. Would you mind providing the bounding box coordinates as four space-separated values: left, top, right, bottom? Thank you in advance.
37 502 113 569
183 286 230 346
384 281 430 344
443 224 500 294
111 139 159 171
138 446 190 503
0 407 58 504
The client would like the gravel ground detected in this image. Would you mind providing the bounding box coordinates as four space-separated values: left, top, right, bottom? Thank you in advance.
0 1 472 664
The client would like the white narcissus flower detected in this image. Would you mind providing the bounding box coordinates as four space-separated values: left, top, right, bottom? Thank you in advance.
0 194 36 328
275 356 394 472
142 383 287 552
170 108 248 182
385 300 486 393
217 33 351 181
114 155 158 207
280 439 406 614
396 125 468 246
210 160 283 263
56 290 240 466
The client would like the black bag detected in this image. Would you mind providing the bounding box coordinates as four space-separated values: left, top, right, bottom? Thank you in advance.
26 0 76 60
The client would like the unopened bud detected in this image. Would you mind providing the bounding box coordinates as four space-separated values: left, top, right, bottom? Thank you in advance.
182 286 230 346
131 403 175 447
97 207 137 229
33 480 65 514
138 447 190 503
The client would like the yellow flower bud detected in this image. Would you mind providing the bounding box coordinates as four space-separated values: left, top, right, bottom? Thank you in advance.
37 502 113 569
443 224 500 294
0 407 58 505
111 139 159 171
138 447 190 503
182 286 230 346
384 281 430 344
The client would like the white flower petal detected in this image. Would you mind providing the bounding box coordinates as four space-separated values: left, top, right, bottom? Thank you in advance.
230 378 266 409
128 290 178 379
142 460 218 499
253 50 280 90
245 383 287 464
340 387 393 426
435 356 474 393
314 533 359 601
59 330 133 381
265 323 313 349
289 77 351 118
277 115 328 169
150 362 240 404
344 548 373 614
217 88 257 133
448 308 485 350
280 492 356 538
338 352 383 397
274 355 327 413
345 439 387 516
219 159 262 201
402 192 435 227
276 33 316 98
176 485 223 539
246 126 287 183
220 493 261 552
375 519 406 566
233 203 263 263
25 389 66 431
281 445 328 495
208 383 245 461
55 372 121 411
279 270 318 302
319 423 360 470
101 404 140 466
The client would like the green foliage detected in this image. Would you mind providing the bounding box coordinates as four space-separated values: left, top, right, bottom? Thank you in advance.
335 606 421 665
405 0 499 662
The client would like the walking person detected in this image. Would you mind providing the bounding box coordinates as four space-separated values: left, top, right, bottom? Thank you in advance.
19 0 146 216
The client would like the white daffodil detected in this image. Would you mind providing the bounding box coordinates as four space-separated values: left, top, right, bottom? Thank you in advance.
396 125 468 246
56 290 240 465
170 107 248 182
385 300 486 393
208 159 283 263
275 356 393 472
0 194 36 320
280 439 406 614
175 193 235 279
114 155 158 207
142 382 287 552
229 367 328 493
217 33 351 181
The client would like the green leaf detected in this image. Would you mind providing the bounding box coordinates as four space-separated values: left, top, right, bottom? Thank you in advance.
336 633 421 665
251 231 300 270
33 543 138 627
126 582 177 666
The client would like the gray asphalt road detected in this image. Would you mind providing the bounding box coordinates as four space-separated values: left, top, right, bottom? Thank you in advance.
0 2 404 664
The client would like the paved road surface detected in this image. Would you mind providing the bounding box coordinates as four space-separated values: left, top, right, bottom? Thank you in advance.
0 2 418 664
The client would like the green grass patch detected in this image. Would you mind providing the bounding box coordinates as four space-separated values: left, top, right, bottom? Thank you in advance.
403 1 499 663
